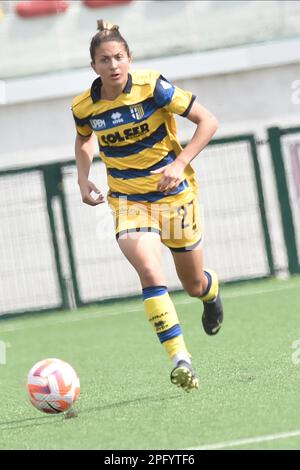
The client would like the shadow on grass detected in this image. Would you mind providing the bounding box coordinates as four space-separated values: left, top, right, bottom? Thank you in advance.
81 392 182 415
0 393 182 431
0 414 61 432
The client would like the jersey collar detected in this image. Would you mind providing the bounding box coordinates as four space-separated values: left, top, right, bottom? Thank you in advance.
91 73 132 103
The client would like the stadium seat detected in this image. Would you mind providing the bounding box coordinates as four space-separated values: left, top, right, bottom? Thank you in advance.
15 0 69 18
82 0 132 8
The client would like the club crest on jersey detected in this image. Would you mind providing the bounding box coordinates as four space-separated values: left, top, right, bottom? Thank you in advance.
130 104 144 120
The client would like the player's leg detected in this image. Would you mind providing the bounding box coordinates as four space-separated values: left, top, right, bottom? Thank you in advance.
171 245 223 335
117 231 198 391
161 195 223 335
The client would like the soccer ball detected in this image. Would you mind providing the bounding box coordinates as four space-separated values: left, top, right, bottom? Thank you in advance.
27 358 80 414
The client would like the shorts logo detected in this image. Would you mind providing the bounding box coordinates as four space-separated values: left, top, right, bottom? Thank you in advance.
111 112 124 124
130 104 144 120
90 118 106 130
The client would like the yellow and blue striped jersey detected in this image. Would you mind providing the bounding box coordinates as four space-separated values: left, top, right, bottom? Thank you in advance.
72 69 198 202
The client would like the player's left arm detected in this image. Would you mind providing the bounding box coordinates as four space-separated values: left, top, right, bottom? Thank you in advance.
151 101 218 193
176 101 218 167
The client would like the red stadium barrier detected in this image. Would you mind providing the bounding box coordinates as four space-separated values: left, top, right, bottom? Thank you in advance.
15 1 69 18
82 0 132 8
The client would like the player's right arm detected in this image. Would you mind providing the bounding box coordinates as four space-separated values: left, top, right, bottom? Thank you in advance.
75 133 105 206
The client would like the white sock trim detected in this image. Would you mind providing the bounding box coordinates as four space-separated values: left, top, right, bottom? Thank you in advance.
172 352 192 367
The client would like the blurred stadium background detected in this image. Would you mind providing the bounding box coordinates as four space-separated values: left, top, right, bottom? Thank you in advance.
0 0 300 315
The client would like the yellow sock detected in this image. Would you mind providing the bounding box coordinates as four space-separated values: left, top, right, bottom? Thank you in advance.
143 286 189 361
199 269 219 302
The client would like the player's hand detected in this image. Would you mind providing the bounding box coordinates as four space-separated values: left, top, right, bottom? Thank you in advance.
78 179 105 206
150 159 186 194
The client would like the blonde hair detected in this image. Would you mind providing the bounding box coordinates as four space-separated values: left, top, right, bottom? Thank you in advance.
90 19 130 62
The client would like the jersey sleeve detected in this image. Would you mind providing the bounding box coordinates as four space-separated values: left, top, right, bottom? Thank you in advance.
153 75 196 117
72 109 93 137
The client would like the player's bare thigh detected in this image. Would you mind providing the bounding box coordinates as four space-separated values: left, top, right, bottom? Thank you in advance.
171 243 208 297
117 231 166 288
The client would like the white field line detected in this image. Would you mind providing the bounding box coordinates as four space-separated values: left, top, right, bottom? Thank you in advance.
187 429 300 450
0 282 299 333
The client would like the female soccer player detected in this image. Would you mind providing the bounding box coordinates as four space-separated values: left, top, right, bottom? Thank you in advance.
72 20 223 392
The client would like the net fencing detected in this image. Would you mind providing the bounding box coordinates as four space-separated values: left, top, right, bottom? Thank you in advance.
282 134 300 263
0 169 60 314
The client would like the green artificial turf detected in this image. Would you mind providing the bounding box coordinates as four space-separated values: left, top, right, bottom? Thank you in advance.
0 276 300 450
